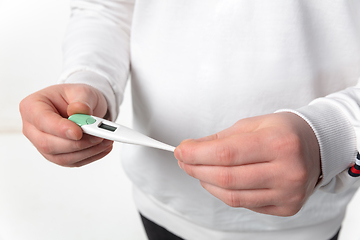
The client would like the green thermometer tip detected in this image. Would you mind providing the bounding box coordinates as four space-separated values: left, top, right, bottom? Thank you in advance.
68 114 96 126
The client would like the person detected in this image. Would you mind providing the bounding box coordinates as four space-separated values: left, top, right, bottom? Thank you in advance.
19 1 360 240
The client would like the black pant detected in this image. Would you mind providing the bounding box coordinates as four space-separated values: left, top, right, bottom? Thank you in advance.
140 214 340 240
140 214 184 240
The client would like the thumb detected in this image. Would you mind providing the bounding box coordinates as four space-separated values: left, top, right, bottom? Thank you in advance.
67 101 93 117
65 84 108 118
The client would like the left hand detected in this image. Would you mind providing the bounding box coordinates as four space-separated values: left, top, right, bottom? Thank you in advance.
174 112 321 216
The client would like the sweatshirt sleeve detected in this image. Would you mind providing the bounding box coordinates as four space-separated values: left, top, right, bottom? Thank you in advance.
58 0 134 121
280 81 360 193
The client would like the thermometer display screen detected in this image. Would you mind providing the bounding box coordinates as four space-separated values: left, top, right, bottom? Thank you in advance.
99 123 117 132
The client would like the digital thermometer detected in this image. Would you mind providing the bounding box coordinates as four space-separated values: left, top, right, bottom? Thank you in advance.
68 114 176 152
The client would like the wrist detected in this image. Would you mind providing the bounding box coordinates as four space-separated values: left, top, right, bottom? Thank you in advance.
276 101 357 189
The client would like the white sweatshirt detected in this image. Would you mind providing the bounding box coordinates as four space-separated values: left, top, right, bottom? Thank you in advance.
59 1 360 239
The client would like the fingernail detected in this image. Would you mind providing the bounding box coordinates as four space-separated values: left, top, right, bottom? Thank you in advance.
66 129 77 140
174 147 182 161
178 160 183 170
73 100 91 109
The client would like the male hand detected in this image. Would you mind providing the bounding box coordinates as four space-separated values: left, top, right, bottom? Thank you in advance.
175 112 321 216
19 84 113 167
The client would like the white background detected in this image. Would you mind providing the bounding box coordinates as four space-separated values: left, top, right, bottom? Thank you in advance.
0 0 359 239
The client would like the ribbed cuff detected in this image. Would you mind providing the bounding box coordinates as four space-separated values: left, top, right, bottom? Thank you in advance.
277 100 357 189
59 71 118 121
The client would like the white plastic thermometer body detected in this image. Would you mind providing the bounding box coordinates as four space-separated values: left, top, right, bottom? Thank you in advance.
68 114 176 152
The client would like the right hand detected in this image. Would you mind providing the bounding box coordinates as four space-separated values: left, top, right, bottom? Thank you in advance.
19 84 114 167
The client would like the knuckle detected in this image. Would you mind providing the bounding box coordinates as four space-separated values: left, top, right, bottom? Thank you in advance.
215 144 234 165
187 166 195 178
19 96 32 116
32 113 44 130
289 191 307 205
40 153 67 167
40 153 54 163
71 84 96 101
22 125 29 139
36 138 52 154
217 168 235 188
272 132 302 156
292 169 308 184
288 135 303 157
82 84 94 94
19 98 27 115
72 140 84 151
279 205 302 217
279 192 306 216
51 155 71 167
284 164 309 188
71 161 84 168
286 134 303 155
224 191 240 208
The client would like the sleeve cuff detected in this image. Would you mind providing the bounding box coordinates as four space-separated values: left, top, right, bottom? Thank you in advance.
277 100 357 189
59 71 119 121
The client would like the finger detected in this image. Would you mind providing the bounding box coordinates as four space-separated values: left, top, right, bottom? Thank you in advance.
21 94 83 141
20 84 108 141
24 121 104 155
175 132 275 166
200 181 276 208
67 101 93 117
178 161 274 190
194 122 246 143
43 140 113 167
247 204 302 217
194 117 266 142
67 144 113 167
65 84 108 118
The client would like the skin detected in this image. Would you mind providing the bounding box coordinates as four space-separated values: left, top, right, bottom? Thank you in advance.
20 84 321 216
19 84 114 167
174 112 321 217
